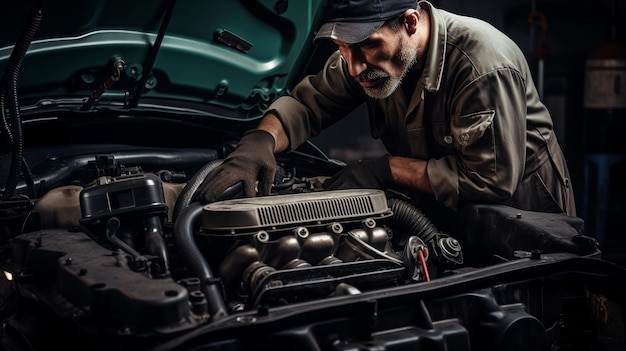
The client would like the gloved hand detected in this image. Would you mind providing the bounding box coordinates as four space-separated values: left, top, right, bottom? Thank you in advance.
194 129 276 203
323 155 393 190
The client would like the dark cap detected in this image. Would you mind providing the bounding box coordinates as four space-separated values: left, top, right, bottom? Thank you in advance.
314 0 418 44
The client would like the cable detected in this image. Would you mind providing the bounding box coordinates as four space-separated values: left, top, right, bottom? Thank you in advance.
418 248 430 282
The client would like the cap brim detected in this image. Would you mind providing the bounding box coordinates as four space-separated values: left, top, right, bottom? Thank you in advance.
313 21 385 44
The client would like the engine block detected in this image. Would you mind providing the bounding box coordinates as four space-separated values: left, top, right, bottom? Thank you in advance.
199 189 406 308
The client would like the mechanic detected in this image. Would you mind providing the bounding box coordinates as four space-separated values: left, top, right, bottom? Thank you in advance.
195 0 576 222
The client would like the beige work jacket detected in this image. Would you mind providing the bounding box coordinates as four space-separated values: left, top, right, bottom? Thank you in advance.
265 1 576 216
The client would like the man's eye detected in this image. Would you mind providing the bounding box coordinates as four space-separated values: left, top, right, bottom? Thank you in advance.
360 41 378 50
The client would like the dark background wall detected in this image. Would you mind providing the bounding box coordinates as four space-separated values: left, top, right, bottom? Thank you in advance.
310 0 626 262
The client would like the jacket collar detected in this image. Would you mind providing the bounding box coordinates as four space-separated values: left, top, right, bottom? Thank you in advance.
405 1 446 115
418 1 446 92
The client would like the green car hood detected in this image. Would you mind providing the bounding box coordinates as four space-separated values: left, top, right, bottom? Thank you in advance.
0 0 326 119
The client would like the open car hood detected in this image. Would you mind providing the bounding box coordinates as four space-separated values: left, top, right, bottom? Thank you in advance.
0 0 325 119
1 1 626 351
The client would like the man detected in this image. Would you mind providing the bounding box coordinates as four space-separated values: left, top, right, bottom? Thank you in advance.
195 0 576 219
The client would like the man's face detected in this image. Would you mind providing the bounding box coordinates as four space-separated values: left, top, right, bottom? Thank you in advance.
334 24 419 99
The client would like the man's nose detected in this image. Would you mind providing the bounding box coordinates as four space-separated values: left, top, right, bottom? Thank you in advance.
343 48 368 77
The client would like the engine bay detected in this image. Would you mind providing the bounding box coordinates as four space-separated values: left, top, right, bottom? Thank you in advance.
1 149 464 338
0 144 616 351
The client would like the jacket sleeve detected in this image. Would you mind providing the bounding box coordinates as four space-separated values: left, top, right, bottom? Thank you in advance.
263 50 365 151
427 67 528 209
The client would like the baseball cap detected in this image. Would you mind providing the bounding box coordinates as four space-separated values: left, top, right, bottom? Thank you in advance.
314 0 418 44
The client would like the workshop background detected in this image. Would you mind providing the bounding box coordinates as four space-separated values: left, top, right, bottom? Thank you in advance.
310 0 626 264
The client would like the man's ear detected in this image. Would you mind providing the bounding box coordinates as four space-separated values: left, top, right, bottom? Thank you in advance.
402 9 418 34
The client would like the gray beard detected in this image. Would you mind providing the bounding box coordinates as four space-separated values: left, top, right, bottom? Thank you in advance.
359 36 419 99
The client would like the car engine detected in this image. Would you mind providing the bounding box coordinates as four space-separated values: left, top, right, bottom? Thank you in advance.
0 151 463 346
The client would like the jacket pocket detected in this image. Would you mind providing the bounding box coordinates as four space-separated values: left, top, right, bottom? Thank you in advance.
451 110 495 146
450 110 496 176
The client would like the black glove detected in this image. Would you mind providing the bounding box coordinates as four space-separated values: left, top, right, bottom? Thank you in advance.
323 155 393 190
194 129 276 203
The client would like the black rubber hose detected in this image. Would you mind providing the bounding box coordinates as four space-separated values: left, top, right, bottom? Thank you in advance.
387 197 440 245
0 91 12 151
173 201 228 321
143 215 170 276
1 4 43 200
172 159 223 221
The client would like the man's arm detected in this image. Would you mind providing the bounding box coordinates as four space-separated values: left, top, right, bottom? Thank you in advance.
193 113 287 202
257 112 290 153
263 104 433 197
389 156 433 194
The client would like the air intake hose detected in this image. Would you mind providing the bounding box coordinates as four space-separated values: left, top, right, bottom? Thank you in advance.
387 198 463 268
174 201 228 321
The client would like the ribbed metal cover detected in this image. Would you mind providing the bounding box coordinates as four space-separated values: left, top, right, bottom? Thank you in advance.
201 189 389 233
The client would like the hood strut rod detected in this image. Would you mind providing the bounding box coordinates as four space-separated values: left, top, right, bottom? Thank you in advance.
127 0 177 108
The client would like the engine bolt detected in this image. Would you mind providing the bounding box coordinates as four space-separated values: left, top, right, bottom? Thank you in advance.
255 231 269 243
363 218 376 229
330 222 344 234
295 227 309 239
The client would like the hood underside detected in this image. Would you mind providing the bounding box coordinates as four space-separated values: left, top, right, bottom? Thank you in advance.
0 0 326 119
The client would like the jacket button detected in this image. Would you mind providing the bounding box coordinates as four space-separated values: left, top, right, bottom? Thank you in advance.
565 177 570 188
444 135 453 144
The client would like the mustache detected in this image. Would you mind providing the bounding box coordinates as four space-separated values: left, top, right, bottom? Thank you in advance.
355 69 389 83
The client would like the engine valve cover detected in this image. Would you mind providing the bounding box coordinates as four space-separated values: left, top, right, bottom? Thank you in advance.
200 189 392 235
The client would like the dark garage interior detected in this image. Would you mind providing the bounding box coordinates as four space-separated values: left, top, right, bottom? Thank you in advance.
311 0 626 265
0 1 625 350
